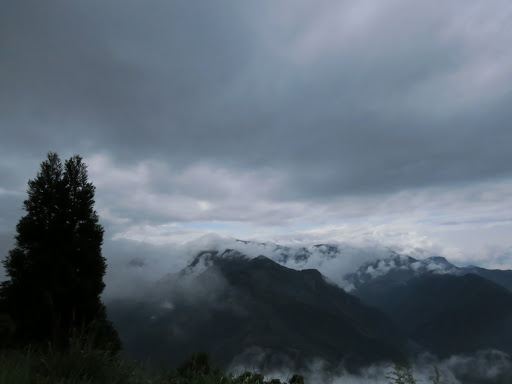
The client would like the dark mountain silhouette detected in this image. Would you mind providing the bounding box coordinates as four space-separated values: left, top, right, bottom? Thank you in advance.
345 254 458 290
343 251 512 357
107 243 512 371
463 265 512 292
350 272 512 357
107 250 405 371
345 252 512 306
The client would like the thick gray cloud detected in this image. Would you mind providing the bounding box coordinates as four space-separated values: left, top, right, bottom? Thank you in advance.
2 0 512 274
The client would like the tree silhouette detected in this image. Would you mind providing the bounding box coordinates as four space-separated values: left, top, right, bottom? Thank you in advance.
0 152 120 352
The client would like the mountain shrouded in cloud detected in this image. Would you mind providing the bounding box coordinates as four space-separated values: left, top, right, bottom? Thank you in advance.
108 248 406 371
106 242 512 382
340 249 512 358
345 252 512 294
100 235 512 304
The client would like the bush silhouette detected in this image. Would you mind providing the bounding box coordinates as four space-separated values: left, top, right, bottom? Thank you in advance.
177 352 221 378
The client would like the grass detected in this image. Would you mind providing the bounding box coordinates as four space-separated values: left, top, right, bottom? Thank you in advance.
0 341 302 384
0 336 451 384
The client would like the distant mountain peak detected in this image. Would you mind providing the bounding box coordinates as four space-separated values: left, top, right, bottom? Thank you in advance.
180 241 512 297
312 244 341 254
425 256 451 265
345 252 464 291
346 250 512 299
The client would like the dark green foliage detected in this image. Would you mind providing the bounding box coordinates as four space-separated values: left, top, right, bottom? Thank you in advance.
0 335 139 384
288 374 304 384
386 363 454 384
30 338 132 384
386 362 417 384
0 344 459 384
177 352 221 379
0 341 301 384
0 312 16 346
171 353 298 384
0 152 120 352
429 365 444 384
233 371 265 384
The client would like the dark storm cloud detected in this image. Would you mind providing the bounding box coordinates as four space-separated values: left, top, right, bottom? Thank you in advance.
0 0 255 161
1 0 512 269
2 0 512 201
1 1 154 155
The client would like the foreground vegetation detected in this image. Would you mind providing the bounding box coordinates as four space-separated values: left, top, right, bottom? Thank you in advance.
0 336 451 384
0 338 304 384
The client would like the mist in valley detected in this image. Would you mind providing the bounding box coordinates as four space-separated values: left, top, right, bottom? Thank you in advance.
103 235 512 383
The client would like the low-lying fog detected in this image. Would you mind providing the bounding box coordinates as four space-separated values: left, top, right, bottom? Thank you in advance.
229 349 512 384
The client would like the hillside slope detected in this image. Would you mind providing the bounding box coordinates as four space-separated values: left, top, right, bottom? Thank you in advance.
108 250 405 371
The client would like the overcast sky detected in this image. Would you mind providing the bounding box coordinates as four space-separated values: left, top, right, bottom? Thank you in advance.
2 0 512 279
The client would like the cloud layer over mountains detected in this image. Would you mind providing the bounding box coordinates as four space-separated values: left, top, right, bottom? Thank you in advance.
106 237 512 383
102 235 404 299
102 233 512 301
2 0 512 273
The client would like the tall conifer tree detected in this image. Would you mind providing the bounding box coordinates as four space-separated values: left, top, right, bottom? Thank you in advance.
0 152 120 351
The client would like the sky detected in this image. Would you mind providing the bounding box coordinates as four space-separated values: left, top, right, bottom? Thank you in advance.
2 0 512 281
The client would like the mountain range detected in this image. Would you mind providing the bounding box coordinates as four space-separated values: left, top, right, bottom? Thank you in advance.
108 249 405 371
221 240 512 293
343 252 512 357
106 241 512 374
344 251 512 293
